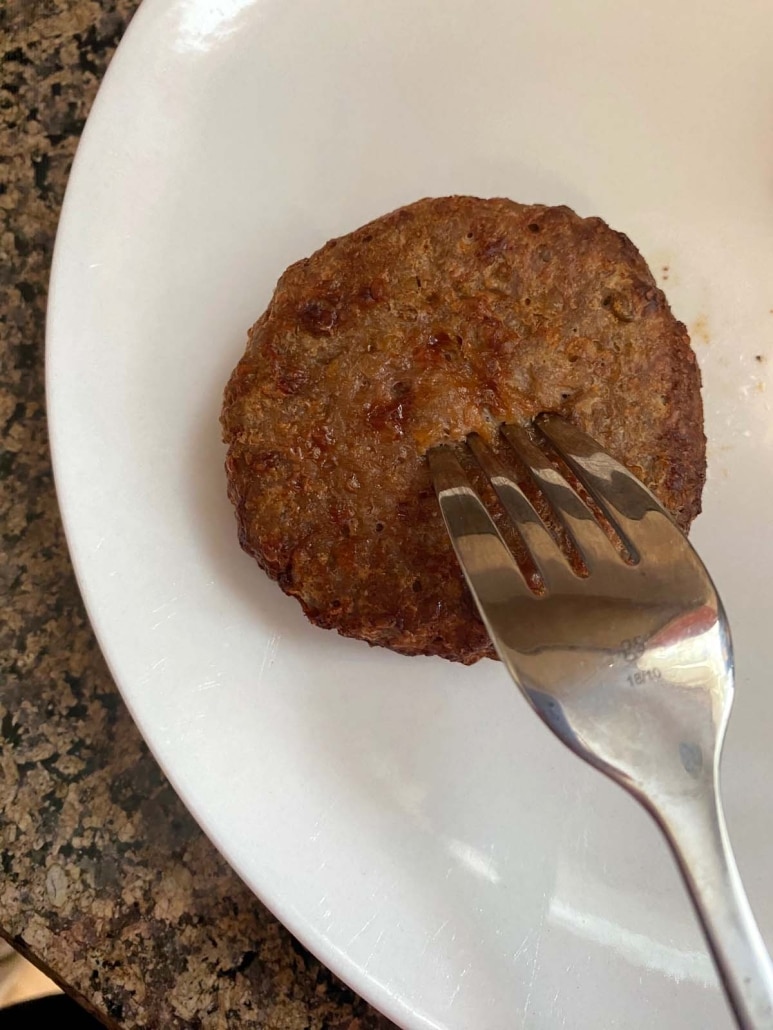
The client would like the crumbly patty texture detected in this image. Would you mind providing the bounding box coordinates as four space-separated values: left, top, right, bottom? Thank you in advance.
221 196 705 663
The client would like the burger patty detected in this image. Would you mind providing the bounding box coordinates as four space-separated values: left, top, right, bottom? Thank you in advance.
221 196 706 663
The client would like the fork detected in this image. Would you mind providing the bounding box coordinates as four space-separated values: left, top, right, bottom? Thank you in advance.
428 414 773 1029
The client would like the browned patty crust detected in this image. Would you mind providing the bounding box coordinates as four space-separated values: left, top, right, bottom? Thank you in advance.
222 197 705 663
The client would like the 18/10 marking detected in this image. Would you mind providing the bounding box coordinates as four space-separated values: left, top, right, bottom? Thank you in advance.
627 668 662 687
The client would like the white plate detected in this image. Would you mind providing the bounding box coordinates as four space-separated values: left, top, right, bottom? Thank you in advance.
47 1 773 1026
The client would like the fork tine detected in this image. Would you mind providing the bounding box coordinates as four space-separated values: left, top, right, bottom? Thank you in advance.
466 434 579 590
500 423 623 570
536 413 679 557
427 446 536 617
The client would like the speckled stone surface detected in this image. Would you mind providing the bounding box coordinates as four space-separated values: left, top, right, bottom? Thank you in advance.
0 4 395 1027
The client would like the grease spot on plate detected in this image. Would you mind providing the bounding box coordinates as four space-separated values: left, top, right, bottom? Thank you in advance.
691 315 710 345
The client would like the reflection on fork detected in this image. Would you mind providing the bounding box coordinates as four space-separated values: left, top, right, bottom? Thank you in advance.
429 414 773 1030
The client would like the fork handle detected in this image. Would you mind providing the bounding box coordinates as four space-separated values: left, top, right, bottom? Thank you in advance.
656 781 773 1029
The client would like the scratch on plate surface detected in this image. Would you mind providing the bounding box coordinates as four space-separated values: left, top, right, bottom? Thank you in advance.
549 987 567 1029
362 928 386 970
512 931 532 964
347 911 378 947
522 902 547 1020
309 796 340 843
150 596 180 630
194 678 220 692
137 656 168 687
257 632 281 685
420 918 450 956
445 965 470 1010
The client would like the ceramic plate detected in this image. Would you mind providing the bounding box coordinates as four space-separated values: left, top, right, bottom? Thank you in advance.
47 1 773 1026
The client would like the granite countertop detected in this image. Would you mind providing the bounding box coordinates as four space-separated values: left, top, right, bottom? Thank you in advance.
0 3 394 1027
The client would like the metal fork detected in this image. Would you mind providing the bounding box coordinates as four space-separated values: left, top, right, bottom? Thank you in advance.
428 414 773 1029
